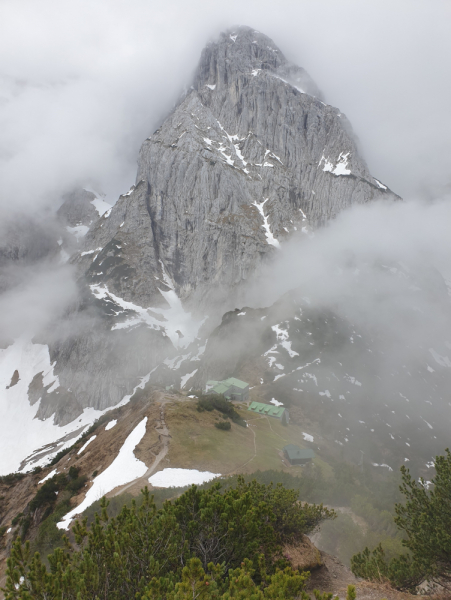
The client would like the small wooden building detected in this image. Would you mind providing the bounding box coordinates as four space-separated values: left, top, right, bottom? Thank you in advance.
247 401 289 425
283 444 315 465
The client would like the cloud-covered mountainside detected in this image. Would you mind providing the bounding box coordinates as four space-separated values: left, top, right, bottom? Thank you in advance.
0 26 449 476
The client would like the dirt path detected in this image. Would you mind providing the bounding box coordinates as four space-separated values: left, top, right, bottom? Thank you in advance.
232 418 259 472
113 402 171 496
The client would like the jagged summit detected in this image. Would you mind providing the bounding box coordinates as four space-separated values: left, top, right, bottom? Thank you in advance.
193 26 323 99
75 25 397 314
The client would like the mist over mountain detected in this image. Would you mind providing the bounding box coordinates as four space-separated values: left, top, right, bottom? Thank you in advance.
0 14 450 489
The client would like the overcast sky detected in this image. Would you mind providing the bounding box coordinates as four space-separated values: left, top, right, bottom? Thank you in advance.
0 0 450 214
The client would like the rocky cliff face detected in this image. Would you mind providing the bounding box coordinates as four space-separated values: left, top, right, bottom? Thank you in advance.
76 26 397 312
50 26 399 420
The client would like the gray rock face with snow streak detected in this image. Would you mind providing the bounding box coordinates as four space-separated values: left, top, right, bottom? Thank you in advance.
77 26 398 312
43 26 401 423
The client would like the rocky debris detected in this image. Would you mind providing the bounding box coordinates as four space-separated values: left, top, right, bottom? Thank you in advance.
306 550 414 600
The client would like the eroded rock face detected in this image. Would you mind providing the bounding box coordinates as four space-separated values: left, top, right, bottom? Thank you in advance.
76 26 398 312
43 26 400 422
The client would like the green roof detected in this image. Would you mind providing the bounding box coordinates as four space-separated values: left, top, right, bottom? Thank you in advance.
212 383 230 395
223 377 249 389
283 444 315 460
248 401 286 418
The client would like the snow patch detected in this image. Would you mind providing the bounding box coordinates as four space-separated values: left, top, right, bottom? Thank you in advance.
319 152 351 176
149 468 220 487
91 282 203 348
429 348 451 368
58 417 148 530
270 398 283 407
105 420 117 431
90 197 112 217
271 324 299 357
181 369 198 388
0 337 106 475
373 178 387 190
252 198 280 248
302 432 314 442
81 247 102 257
344 374 362 386
372 462 393 471
38 468 57 484
66 225 89 240
77 435 96 455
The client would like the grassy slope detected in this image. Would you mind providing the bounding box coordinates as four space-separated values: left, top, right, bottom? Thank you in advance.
164 399 332 478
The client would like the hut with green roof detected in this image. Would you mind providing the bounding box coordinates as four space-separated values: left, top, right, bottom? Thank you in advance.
205 377 249 401
283 444 315 465
247 401 289 425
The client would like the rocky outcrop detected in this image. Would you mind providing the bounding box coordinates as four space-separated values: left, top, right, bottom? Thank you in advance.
57 189 103 229
76 26 398 312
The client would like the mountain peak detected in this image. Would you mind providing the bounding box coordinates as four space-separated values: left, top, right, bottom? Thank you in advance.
194 26 323 99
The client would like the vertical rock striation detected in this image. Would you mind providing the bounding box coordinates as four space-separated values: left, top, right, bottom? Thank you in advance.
77 25 398 312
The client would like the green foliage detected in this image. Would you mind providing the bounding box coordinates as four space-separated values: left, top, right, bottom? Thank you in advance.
197 394 246 427
0 472 25 485
11 513 23 527
3 478 334 599
20 516 31 542
31 500 71 558
346 584 356 600
68 466 79 480
29 479 59 512
352 448 451 590
48 447 71 466
215 420 232 430
313 590 338 600
66 475 88 493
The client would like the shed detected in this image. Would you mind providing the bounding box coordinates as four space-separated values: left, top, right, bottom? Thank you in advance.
283 444 315 465
247 401 289 425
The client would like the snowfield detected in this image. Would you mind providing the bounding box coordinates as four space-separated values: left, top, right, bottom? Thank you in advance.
0 338 158 475
0 338 105 475
58 417 148 530
148 468 220 488
90 275 204 348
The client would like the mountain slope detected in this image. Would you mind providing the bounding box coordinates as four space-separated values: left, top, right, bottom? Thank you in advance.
0 26 402 474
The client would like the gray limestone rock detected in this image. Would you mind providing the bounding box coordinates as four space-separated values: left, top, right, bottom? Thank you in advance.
57 189 101 229
76 26 399 314
50 26 401 421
